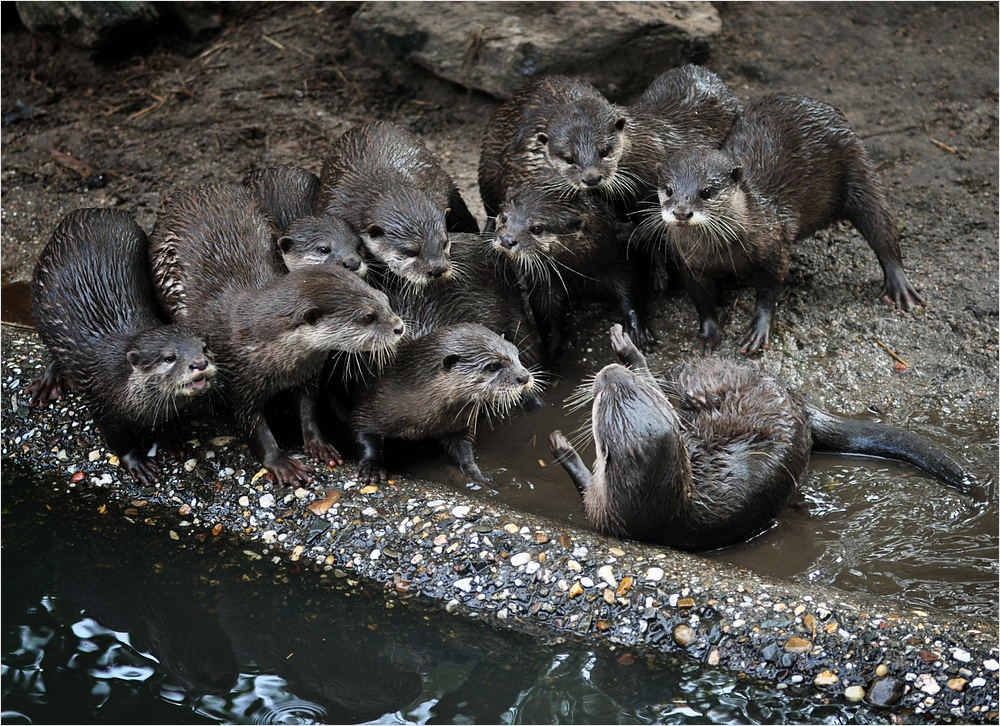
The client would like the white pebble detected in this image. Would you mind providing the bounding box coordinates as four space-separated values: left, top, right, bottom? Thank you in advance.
984 659 999 671
645 567 664 582
525 561 540 574
952 649 972 663
370 549 380 560
915 673 941 695
451 505 471 518
454 578 473 592
259 493 275 508
510 552 531 567
183 458 197 472
597 565 617 588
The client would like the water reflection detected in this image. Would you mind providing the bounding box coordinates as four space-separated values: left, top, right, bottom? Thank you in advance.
2 465 887 724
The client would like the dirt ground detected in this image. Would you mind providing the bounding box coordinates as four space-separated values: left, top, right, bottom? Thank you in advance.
2 1 997 442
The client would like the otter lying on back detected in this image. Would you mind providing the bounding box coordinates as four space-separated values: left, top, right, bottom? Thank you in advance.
550 325 968 552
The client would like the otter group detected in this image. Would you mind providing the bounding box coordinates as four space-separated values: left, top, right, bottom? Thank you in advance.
30 65 967 551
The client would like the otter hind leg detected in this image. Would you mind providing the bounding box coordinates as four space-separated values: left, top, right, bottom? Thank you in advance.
548 430 592 495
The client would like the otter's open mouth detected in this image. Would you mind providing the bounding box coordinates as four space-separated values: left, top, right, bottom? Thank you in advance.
183 375 212 395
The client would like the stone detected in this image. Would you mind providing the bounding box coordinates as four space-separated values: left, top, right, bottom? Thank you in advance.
17 1 161 51
351 1 722 100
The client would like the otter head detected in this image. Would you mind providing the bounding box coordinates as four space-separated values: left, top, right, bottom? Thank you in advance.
493 186 588 271
436 324 535 413
278 214 368 277
539 98 628 192
125 326 216 411
283 266 405 360
657 148 746 238
360 187 452 287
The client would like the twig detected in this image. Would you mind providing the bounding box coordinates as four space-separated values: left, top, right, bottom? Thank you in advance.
145 89 167 103
859 123 919 139
194 41 232 62
873 336 909 368
126 103 159 121
929 137 959 154
262 34 285 50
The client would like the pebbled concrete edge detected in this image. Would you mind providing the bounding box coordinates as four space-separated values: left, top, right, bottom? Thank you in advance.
2 324 996 723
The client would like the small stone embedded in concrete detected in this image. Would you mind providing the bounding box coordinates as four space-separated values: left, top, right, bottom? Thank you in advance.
603 589 615 605
952 648 972 663
984 659 999 671
784 636 812 654
598 565 617 588
673 624 696 647
183 458 197 472
867 677 904 707
645 567 664 582
707 649 720 666
259 493 276 508
947 678 967 691
844 685 866 702
916 673 941 695
814 670 839 686
238 495 250 507
608 546 625 556
875 663 889 677
510 552 531 567
451 505 470 518
569 581 584 598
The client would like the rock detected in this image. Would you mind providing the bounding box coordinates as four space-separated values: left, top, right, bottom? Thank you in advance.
350 1 722 100
813 670 839 686
867 677 904 707
844 685 866 702
673 624 696 647
783 636 812 654
16 1 161 52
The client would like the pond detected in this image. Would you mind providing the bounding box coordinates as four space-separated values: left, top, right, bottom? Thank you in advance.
3 462 905 725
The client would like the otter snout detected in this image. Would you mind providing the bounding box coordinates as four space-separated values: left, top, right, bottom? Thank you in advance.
580 170 603 187
495 232 518 251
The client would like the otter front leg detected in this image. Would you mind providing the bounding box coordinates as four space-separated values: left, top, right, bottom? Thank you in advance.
296 383 343 467
548 430 592 496
99 418 159 486
27 360 71 408
355 431 387 485
740 267 783 355
608 324 659 388
440 434 488 483
685 274 723 352
242 407 314 485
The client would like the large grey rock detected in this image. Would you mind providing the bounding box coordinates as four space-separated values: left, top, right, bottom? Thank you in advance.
16 1 160 51
351 1 722 101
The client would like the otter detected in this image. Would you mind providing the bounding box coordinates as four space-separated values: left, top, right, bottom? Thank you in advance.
148 183 405 485
29 208 216 485
314 120 480 287
493 185 653 362
478 75 629 223
649 93 924 354
242 165 369 275
621 64 742 199
351 323 536 484
549 325 968 552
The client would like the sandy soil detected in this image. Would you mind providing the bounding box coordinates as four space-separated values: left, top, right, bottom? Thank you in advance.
2 1 997 433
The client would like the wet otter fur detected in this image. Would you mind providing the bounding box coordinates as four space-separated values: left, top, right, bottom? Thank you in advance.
493 185 652 362
478 75 629 222
621 64 742 199
314 120 480 286
549 325 969 552
351 323 536 484
149 183 405 484
29 208 216 485
648 93 924 354
243 164 320 233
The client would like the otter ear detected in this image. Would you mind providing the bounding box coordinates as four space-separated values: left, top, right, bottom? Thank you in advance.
126 349 142 369
567 216 586 233
614 116 626 132
367 224 385 239
444 207 451 218
277 235 294 253
537 133 548 147
730 166 743 184
443 354 462 370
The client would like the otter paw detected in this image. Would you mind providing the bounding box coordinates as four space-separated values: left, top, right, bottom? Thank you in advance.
121 452 161 486
358 461 386 486
879 282 926 312
266 455 314 486
304 436 343 467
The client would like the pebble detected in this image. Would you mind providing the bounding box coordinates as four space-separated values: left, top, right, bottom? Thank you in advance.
294 487 309 499
503 523 519 534
569 581 584 598
535 533 549 544
88 450 100 462
875 663 889 677
616 577 632 596
952 649 972 663
183 458 197 472
707 649 720 666
784 636 812 654
813 671 839 686
603 589 615 605
209 436 234 446
645 567 664 582
567 560 582 572
947 678 967 691
451 505 470 518
867 677 903 707
970 677 986 688
360 485 378 494
580 577 594 588
915 673 941 695
238 496 250 507
510 552 531 567
673 624 696 647
259 493 275 508
597 565 617 588
984 659 999 671
844 685 866 701
608 546 625 556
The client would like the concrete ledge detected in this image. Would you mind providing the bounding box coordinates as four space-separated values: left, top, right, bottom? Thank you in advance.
2 324 996 722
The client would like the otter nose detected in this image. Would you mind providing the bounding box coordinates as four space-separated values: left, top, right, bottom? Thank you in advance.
581 172 602 187
672 208 694 221
190 358 209 372
497 234 517 251
393 322 405 336
343 258 361 272
427 264 448 279
515 371 531 386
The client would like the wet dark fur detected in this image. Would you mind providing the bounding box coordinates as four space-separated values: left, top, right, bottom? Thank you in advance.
351 323 535 484
278 214 369 276
652 93 924 354
621 64 742 197
550 325 968 552
243 164 321 233
315 120 480 286
149 183 405 484
493 185 653 362
478 75 628 220
29 208 216 485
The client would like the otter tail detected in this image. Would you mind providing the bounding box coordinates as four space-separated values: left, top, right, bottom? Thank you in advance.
806 405 970 490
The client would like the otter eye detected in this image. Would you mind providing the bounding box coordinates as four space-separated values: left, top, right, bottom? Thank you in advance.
529 225 544 236
484 361 502 373
700 188 714 200
599 145 612 158
360 312 376 325
318 245 331 254
662 187 673 198
497 213 507 225
401 247 420 258
163 354 177 364
562 155 575 165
